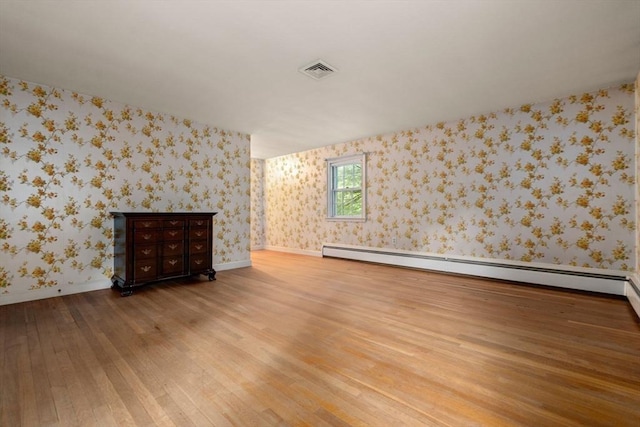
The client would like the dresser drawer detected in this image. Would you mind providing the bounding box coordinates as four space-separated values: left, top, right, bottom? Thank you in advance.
133 219 161 229
162 256 184 275
190 240 208 254
189 254 210 272
135 244 157 259
164 219 185 228
134 230 159 243
163 228 184 240
189 228 208 240
163 241 183 256
133 260 157 280
189 219 209 228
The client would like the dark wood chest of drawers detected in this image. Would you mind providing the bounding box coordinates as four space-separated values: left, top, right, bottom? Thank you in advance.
110 212 217 296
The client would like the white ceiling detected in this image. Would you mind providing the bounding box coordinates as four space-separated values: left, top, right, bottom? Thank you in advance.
1 1 639 159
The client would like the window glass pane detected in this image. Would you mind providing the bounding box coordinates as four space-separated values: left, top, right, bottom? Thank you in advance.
342 191 350 215
354 164 361 185
334 190 362 216
352 191 358 215
341 166 347 188
342 164 359 189
353 190 362 214
352 191 357 215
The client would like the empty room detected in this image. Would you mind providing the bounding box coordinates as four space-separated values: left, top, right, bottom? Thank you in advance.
1 1 639 426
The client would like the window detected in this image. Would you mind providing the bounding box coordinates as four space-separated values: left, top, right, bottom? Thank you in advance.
327 153 366 221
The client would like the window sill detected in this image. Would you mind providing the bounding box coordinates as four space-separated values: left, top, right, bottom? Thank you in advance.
326 217 367 223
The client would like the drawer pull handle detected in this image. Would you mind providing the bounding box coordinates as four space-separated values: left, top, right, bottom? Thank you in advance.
170 221 179 225
143 234 152 240
194 260 203 265
169 231 178 236
169 244 178 250
169 259 178 266
142 222 152 227
195 231 203 237
141 266 152 272
195 221 203 225
142 249 152 255
194 244 203 250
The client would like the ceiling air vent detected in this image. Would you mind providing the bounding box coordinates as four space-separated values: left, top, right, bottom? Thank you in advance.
299 60 337 80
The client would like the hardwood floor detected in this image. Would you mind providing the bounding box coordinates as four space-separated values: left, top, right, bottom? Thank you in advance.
2 250 639 426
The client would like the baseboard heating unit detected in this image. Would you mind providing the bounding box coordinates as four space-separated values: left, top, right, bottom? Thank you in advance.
322 244 630 296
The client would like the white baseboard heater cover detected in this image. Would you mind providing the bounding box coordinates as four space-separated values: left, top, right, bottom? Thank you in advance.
322 244 628 296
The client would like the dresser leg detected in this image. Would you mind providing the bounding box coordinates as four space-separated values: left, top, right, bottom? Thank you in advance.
207 269 216 281
111 276 134 296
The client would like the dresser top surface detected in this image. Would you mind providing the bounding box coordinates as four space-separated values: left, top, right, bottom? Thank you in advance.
110 212 218 217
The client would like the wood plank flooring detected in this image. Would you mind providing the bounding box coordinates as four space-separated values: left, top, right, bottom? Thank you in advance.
1 250 639 426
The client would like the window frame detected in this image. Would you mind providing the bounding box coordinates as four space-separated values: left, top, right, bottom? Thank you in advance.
326 153 367 222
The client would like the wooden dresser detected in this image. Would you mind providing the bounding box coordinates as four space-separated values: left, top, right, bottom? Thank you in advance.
110 212 217 296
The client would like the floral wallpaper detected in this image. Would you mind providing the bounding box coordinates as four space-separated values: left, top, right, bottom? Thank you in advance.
251 158 266 249
636 73 640 274
264 84 636 272
0 75 251 299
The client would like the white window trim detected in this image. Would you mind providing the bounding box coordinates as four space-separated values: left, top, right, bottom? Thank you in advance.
326 153 367 222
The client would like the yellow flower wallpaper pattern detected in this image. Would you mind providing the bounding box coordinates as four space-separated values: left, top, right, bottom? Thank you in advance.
250 158 266 249
265 84 636 271
0 75 250 298
636 72 640 274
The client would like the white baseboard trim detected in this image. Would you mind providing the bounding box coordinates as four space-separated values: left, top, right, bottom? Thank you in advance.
0 278 112 306
626 274 640 319
322 243 628 296
264 245 322 257
251 244 266 251
215 259 252 271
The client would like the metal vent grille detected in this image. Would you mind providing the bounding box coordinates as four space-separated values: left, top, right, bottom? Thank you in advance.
299 60 337 80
